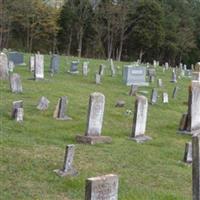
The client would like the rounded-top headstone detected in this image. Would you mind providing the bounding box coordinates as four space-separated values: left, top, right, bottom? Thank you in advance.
0 52 9 80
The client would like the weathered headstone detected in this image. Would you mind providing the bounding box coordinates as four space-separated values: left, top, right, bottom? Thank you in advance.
147 67 156 77
98 64 105 76
165 62 169 70
37 96 50 111
171 70 177 83
183 142 192 163
172 86 179 98
11 100 23 118
192 72 200 82
68 61 79 74
29 56 35 72
53 96 72 120
157 78 163 87
110 59 116 76
15 108 24 122
151 88 158 104
95 74 101 84
50 54 60 73
163 92 169 103
34 54 44 80
76 92 112 145
82 62 89 76
8 52 24 65
85 174 118 200
54 144 77 177
9 73 23 93
129 85 138 96
0 52 8 80
8 61 14 72
130 95 151 143
192 133 200 200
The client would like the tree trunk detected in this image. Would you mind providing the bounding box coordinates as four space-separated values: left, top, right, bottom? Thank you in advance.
117 30 124 61
139 49 144 62
77 27 83 57
67 30 72 56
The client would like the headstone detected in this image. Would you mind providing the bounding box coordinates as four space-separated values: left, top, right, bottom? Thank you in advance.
8 61 14 72
130 95 151 143
76 92 112 145
34 54 44 80
183 142 192 163
82 62 89 76
0 52 8 80
85 174 118 200
172 86 179 98
54 144 77 177
37 96 50 111
9 73 23 93
68 61 79 74
50 54 59 73
171 70 177 83
147 68 156 77
98 64 105 76
29 56 35 72
95 74 101 84
149 75 155 83
192 72 200 82
163 92 169 103
53 96 72 120
8 52 24 65
157 78 163 87
184 64 187 70
123 66 149 86
192 133 200 200
110 59 116 76
153 60 157 67
151 88 158 104
11 100 23 118
15 108 24 122
184 69 192 78
165 62 169 70
129 85 138 96
194 62 200 71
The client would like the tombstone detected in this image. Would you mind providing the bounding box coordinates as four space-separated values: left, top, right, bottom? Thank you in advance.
123 66 149 86
153 60 157 67
98 64 105 76
68 61 79 74
192 133 200 200
0 52 8 80
178 81 200 134
54 144 77 177
85 174 118 200
34 54 44 80
183 142 192 163
151 88 158 104
194 62 200 71
11 100 23 118
37 96 50 111
163 92 169 103
130 95 151 143
9 73 23 93
53 96 72 120
172 86 179 98
76 92 112 145
184 64 187 70
8 61 14 72
147 67 156 77
15 108 24 122
8 52 24 65
82 62 89 76
165 62 169 70
171 70 177 83
157 78 163 87
29 56 35 72
149 75 155 83
50 54 60 73
129 85 138 96
192 72 200 82
184 69 192 78
95 74 101 84
110 59 116 76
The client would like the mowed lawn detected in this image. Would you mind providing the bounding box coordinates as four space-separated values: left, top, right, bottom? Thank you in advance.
0 54 192 200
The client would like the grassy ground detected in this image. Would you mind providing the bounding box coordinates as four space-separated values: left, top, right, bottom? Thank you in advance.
0 54 192 200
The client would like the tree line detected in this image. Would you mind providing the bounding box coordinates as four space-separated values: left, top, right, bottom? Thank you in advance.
0 0 200 66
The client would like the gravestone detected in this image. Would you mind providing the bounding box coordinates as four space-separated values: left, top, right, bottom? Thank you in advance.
178 81 200 134
15 108 24 122
53 96 72 120
129 85 138 96
192 133 200 200
54 144 77 177
157 78 163 87
85 174 118 200
37 96 50 111
29 56 35 72
130 95 151 143
149 75 155 83
8 52 24 65
98 64 105 76
34 54 44 80
110 59 116 76
95 74 101 84
9 73 23 93
8 61 14 72
50 54 59 73
147 67 156 77
172 86 179 98
151 88 158 104
82 62 89 76
192 72 200 82
11 100 23 118
76 92 112 145
165 62 169 70
184 70 192 78
123 66 149 86
184 64 187 70
171 70 177 83
68 61 79 74
0 52 8 80
183 142 192 163
163 92 169 103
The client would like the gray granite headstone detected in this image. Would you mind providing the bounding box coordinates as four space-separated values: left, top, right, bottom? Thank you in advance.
9 73 23 93
54 144 77 177
131 95 151 143
34 54 44 80
50 54 59 73
11 100 23 118
0 52 8 80
151 88 158 104
68 61 79 74
192 133 200 200
85 174 118 200
8 52 24 65
37 96 50 111
183 142 192 163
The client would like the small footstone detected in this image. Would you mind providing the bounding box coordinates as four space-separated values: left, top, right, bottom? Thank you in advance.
183 142 192 163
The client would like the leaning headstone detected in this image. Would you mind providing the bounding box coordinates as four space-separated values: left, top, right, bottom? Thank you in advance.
76 92 112 145
9 73 23 93
29 56 35 72
110 59 116 76
53 96 72 120
68 61 79 74
151 88 158 104
183 142 192 164
37 96 50 111
34 54 44 80
130 95 151 143
129 85 138 96
95 73 101 84
157 78 163 87
11 100 23 118
172 86 179 98
192 133 200 200
163 92 169 103
50 54 60 73
8 61 14 72
54 144 77 177
85 174 118 200
98 64 105 76
82 62 89 76
0 52 8 80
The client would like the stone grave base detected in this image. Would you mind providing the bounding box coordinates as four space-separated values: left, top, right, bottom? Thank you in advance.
53 168 78 177
56 116 72 121
76 135 112 145
67 71 79 74
177 129 200 135
130 135 152 143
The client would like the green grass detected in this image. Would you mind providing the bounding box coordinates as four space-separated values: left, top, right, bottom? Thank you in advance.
0 54 192 200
